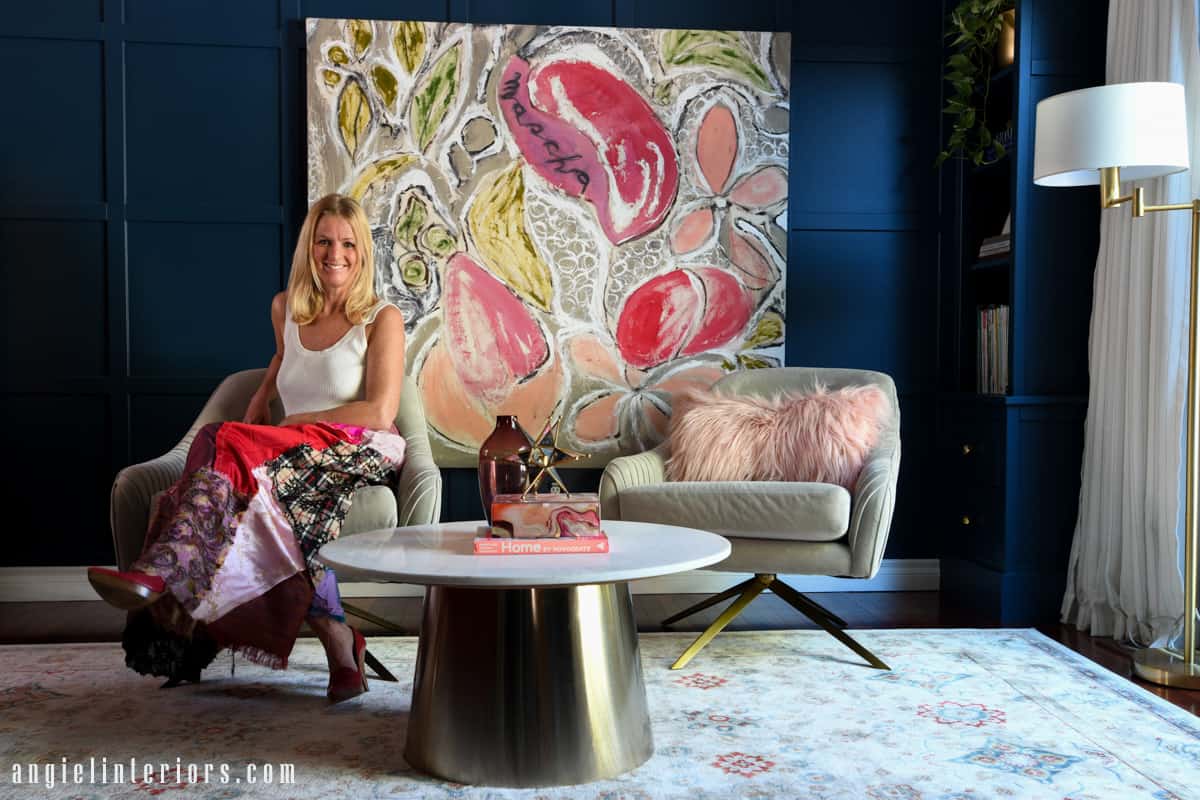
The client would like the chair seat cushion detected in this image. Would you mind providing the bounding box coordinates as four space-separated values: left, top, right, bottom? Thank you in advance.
616 481 850 542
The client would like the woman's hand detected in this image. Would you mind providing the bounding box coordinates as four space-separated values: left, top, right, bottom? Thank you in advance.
242 392 272 425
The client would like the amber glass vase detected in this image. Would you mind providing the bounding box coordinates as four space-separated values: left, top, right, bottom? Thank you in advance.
478 415 532 523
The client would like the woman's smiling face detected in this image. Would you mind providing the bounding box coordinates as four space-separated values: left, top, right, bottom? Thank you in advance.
311 214 360 293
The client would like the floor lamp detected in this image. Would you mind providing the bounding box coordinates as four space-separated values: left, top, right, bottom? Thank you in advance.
1033 81 1200 689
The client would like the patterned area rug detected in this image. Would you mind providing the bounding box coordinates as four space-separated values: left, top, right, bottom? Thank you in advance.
1 629 1197 799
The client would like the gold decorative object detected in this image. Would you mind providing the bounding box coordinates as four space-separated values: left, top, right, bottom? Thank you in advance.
521 417 581 497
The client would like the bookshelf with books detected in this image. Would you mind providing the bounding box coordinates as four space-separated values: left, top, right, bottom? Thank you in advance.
936 0 1105 624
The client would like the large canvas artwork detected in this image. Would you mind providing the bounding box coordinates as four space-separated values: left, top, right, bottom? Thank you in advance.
307 19 789 466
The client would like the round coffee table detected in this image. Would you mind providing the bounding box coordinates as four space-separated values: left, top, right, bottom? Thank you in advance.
319 519 729 788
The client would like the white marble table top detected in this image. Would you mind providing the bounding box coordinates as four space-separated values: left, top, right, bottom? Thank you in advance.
319 520 730 588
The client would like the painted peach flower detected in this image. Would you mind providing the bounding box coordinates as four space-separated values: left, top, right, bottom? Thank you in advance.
670 100 787 290
566 331 725 451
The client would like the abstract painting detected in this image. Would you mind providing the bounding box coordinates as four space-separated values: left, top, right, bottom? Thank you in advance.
307 19 789 466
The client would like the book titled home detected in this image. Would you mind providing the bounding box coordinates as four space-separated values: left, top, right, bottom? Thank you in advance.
473 534 610 555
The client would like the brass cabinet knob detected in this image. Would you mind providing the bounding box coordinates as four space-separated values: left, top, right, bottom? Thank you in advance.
961 515 971 526
961 444 973 455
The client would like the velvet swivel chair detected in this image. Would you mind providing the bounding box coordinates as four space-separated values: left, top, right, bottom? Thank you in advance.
108 369 442 680
599 367 900 670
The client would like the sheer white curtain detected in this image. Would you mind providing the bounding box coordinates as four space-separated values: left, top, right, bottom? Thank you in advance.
1062 0 1200 647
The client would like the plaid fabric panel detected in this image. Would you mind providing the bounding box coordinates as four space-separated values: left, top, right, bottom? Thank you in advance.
266 441 395 566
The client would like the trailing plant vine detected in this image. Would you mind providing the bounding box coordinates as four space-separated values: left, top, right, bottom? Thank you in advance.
936 0 1015 167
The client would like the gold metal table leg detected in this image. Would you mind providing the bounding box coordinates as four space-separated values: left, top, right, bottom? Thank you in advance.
404 582 653 787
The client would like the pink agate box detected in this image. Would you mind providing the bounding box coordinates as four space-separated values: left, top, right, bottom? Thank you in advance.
490 493 602 539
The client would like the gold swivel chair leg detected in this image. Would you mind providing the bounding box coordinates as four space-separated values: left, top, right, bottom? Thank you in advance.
341 601 402 682
663 574 890 672
768 578 889 670
667 575 771 670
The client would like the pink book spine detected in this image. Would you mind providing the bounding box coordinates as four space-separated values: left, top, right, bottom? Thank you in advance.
474 536 609 555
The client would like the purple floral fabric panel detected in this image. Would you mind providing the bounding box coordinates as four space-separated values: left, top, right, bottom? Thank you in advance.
135 467 246 615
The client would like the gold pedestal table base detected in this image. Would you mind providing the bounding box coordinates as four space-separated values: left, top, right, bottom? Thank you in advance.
404 582 651 787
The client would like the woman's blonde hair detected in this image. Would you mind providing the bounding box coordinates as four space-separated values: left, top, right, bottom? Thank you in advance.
287 194 378 325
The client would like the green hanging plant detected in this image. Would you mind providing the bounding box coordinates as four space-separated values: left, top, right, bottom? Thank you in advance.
936 0 1014 168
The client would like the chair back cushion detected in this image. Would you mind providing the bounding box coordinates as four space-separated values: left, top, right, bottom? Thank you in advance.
665 375 891 489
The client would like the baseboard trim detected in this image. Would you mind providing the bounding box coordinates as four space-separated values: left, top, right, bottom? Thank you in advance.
0 560 939 603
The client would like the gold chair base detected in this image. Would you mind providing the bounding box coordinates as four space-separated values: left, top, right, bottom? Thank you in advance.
664 574 890 671
405 582 653 787
1132 647 1200 689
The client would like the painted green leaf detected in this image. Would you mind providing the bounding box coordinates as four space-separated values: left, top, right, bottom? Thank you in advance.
371 65 399 111
399 254 429 287
466 161 553 311
420 224 456 258
741 311 784 349
327 46 350 65
321 69 341 88
394 191 429 248
393 21 426 74
661 29 772 93
348 20 373 58
410 43 460 153
337 78 372 159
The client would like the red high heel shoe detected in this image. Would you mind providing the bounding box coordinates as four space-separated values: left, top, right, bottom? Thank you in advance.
327 626 368 703
87 567 165 610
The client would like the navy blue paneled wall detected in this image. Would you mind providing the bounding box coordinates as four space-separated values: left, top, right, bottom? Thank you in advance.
2 0 943 565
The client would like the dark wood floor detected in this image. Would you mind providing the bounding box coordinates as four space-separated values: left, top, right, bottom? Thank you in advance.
1 591 1196 716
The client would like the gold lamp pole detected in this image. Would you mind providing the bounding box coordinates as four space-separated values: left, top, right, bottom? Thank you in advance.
1034 82 1198 688
1098 168 1200 688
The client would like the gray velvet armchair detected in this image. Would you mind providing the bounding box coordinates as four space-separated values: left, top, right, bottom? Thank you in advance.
599 366 901 670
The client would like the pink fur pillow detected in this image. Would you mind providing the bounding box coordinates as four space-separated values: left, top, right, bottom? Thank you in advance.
665 383 891 488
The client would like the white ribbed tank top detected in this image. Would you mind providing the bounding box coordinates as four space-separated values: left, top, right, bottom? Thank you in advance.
276 301 389 417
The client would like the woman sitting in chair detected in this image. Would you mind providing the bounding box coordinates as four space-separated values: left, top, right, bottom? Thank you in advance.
88 194 407 702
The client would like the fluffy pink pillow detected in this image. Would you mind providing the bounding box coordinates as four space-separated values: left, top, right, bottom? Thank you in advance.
665 383 891 488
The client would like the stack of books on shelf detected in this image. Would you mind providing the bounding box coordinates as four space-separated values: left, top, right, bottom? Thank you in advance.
977 304 1010 395
978 233 1010 259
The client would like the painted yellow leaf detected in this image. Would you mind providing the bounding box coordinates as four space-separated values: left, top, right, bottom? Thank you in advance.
393 21 426 74
321 69 341 88
662 29 773 93
371 65 398 111
410 43 459 153
337 79 371 159
348 20 372 58
467 162 553 312
347 155 415 201
737 353 776 370
741 311 784 349
327 45 349 65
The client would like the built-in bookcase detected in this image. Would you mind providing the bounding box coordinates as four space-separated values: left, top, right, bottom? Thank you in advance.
936 0 1106 624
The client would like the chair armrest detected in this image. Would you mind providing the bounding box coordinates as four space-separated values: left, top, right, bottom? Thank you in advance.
392 375 442 526
846 434 901 579
109 369 265 569
599 444 669 519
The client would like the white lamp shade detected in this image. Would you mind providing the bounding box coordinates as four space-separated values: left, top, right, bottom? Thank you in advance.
1033 81 1190 186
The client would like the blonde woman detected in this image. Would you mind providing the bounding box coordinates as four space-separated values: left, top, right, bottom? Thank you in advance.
88 195 407 702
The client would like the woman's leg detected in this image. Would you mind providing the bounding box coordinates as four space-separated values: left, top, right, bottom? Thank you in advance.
307 567 358 671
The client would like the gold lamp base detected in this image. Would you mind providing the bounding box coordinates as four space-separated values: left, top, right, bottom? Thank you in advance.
1131 647 1200 689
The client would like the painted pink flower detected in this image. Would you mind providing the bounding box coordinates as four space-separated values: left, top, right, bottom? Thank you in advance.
498 55 679 244
671 100 787 290
614 267 755 369
418 253 563 451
